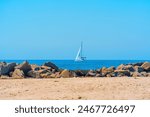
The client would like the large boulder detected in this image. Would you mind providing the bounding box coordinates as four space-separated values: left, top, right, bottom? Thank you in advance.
86 70 96 77
12 69 25 78
117 64 124 70
43 62 59 71
141 62 150 72
100 67 115 77
38 69 53 78
74 70 88 77
102 66 115 73
117 64 134 72
0 62 16 75
27 70 40 78
115 70 130 77
134 66 144 73
31 64 41 71
132 62 144 66
74 70 84 77
15 61 32 75
60 69 73 78
123 65 135 72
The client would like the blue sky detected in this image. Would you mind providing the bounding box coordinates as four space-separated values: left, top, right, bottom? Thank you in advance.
0 0 150 60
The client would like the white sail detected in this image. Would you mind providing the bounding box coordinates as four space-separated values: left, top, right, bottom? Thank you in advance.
75 42 86 62
75 47 82 61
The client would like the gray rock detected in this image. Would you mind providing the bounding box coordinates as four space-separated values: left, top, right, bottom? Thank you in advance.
74 70 84 76
81 70 89 76
96 68 101 73
115 70 130 76
74 70 88 76
43 62 59 71
27 70 40 78
72 72 78 77
96 73 102 77
123 65 135 72
86 70 96 77
134 66 144 73
52 69 56 73
133 62 144 66
117 64 134 72
15 61 31 75
0 63 16 75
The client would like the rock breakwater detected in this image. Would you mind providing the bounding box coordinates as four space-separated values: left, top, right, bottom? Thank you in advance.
1 61 150 79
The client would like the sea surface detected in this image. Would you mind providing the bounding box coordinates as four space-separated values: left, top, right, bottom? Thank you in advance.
1 60 150 70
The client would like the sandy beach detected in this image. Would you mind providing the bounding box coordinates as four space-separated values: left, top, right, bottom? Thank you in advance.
0 77 150 100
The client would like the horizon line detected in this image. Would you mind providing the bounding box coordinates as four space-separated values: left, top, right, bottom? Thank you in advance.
0 59 150 61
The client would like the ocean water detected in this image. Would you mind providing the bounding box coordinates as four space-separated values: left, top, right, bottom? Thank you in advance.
1 60 150 70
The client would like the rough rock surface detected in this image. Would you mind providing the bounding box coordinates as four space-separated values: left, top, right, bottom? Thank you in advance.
15 61 31 74
134 66 144 73
43 62 59 71
101 67 115 76
86 70 96 77
27 70 40 78
141 62 150 71
117 64 134 72
115 70 130 77
60 69 73 78
0 61 150 78
0 63 16 75
31 64 41 71
12 69 25 78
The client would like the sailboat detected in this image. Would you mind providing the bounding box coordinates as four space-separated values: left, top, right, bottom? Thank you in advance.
75 42 86 62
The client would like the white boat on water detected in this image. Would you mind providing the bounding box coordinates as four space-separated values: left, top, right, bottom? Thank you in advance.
75 42 86 62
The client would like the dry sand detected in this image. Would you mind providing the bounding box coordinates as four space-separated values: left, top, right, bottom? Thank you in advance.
0 77 150 100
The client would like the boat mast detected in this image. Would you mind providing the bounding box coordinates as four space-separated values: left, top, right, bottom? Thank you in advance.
81 41 83 57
